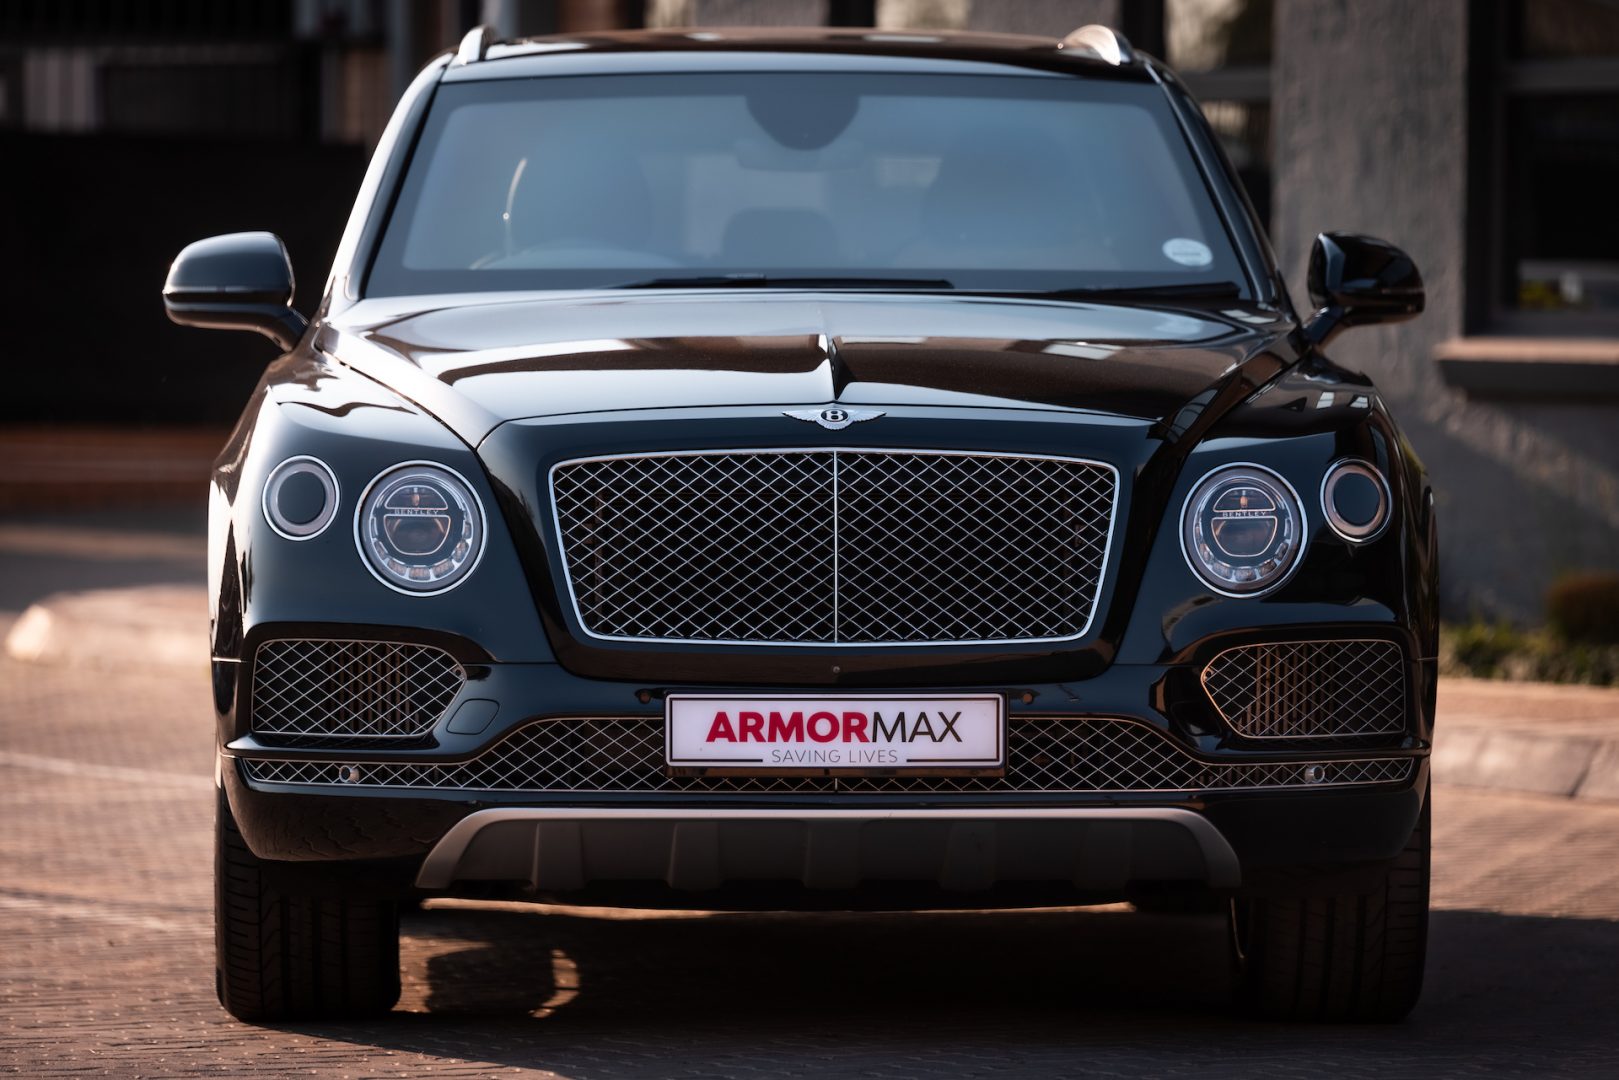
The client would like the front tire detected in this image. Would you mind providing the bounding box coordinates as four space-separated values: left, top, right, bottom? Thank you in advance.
1231 789 1430 1022
215 792 401 1021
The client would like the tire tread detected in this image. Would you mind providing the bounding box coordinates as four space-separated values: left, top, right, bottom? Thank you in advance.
215 793 401 1021
1234 791 1430 1022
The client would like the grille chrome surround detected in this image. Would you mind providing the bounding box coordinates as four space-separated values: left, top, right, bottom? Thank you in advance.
548 448 1118 646
240 716 1415 794
1201 640 1407 739
250 639 466 742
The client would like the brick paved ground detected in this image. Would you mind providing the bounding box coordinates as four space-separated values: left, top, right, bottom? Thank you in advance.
2 610 1619 1076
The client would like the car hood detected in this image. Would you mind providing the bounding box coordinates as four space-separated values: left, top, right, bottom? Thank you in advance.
321 290 1297 443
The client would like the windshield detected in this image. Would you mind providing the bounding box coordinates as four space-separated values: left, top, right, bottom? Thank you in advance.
367 71 1247 297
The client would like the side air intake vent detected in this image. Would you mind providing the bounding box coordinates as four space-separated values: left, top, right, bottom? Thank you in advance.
250 639 464 743
1202 640 1407 739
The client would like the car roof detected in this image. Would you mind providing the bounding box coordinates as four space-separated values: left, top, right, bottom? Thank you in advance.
442 26 1156 83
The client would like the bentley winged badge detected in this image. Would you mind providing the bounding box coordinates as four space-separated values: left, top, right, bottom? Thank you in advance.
783 406 886 431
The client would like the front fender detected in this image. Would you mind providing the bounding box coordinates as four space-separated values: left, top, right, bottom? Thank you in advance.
208 348 554 736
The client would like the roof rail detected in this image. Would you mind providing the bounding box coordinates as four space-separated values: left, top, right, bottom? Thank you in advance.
454 24 495 66
1057 24 1133 65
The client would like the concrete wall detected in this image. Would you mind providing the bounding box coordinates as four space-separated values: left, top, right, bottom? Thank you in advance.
684 0 829 25
677 0 1115 34
966 0 1115 36
1272 0 1619 621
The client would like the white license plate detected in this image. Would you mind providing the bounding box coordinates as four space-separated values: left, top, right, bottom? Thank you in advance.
666 694 1005 775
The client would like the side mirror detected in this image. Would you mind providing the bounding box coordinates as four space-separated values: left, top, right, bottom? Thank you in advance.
163 232 309 351
1302 232 1424 346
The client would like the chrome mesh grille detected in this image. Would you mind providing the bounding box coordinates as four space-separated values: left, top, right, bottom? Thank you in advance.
1201 640 1407 739
549 450 1115 645
240 717 1414 793
250 639 465 742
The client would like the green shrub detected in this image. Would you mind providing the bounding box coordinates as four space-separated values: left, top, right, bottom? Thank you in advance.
1441 618 1619 686
1546 572 1619 644
1442 619 1522 677
1532 639 1619 685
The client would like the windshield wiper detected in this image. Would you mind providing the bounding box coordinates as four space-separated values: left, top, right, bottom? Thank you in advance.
1031 282 1244 301
608 275 1240 301
612 274 955 290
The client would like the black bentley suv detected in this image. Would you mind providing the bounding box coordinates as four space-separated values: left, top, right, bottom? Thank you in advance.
167 24 1435 1023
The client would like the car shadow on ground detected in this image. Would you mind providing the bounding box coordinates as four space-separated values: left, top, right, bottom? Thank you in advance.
272 903 1619 1077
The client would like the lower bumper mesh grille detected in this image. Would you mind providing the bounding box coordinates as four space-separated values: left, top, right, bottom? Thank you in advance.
1201 640 1407 739
250 639 465 743
240 716 1414 794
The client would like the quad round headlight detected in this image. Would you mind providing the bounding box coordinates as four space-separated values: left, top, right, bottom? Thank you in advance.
356 462 485 594
1180 464 1305 596
262 456 338 540
1321 458 1391 542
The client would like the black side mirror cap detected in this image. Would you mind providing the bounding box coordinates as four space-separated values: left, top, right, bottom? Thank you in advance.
1302 232 1424 347
163 232 309 352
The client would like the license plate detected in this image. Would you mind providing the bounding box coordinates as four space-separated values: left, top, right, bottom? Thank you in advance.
665 694 1005 775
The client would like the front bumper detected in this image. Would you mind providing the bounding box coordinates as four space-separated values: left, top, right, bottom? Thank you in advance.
221 749 1429 902
220 638 1433 902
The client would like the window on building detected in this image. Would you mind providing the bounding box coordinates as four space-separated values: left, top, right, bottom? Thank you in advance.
1480 0 1619 331
1162 0 1273 230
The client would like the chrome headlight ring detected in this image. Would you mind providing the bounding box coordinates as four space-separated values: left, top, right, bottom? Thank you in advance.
262 456 339 541
1320 458 1392 543
354 461 487 595
1179 462 1307 598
